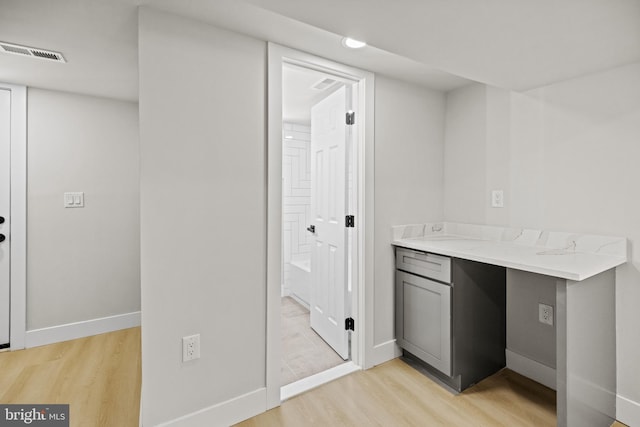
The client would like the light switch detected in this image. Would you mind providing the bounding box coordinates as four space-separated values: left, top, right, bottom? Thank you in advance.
64 192 84 208
491 190 504 208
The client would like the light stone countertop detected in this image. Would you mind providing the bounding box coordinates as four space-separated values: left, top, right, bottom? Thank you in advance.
392 222 627 281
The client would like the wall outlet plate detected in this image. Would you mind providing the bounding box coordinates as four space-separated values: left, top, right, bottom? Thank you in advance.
539 303 554 326
182 334 200 362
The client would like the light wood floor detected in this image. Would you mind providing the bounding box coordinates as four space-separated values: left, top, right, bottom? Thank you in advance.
242 358 630 427
0 327 141 427
0 327 628 427
242 358 557 426
281 296 345 385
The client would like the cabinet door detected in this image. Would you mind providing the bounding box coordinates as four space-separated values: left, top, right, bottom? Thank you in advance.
396 270 451 375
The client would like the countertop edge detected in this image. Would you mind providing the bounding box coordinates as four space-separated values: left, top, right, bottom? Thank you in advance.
392 239 627 282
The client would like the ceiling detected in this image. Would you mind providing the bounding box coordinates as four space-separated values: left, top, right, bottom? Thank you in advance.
0 0 139 101
243 0 640 90
283 64 347 125
0 0 638 102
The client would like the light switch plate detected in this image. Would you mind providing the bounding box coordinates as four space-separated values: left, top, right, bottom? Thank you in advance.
491 190 504 208
64 192 84 208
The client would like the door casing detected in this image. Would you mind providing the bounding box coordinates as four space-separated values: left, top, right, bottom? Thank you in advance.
266 43 375 409
0 83 27 350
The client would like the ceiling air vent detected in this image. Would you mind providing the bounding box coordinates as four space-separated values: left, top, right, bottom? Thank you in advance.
0 41 66 63
311 77 338 91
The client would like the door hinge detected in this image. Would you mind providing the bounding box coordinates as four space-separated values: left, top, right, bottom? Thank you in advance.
345 215 355 228
345 317 355 331
346 111 355 125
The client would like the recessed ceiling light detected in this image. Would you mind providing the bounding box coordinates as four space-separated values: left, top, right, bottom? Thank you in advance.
285 135 294 139
341 37 366 49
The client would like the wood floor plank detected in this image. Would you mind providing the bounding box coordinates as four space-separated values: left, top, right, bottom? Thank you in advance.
0 327 141 427
0 328 627 427
237 358 558 427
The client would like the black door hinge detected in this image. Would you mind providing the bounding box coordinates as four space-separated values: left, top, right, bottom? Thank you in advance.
346 111 355 125
345 317 355 331
345 215 355 228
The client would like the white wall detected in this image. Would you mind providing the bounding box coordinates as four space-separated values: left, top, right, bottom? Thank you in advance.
507 270 556 370
26 88 139 330
443 62 640 425
443 83 486 223
139 8 449 423
374 76 445 358
139 8 267 426
513 63 640 426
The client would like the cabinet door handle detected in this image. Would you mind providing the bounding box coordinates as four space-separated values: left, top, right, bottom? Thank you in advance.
0 234 5 242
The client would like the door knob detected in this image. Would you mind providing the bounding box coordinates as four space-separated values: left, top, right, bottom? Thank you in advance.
0 234 5 242
307 225 316 233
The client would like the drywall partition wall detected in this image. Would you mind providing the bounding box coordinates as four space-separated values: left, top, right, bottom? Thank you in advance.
373 76 445 364
510 62 640 426
443 83 511 226
139 8 267 426
26 88 140 331
483 86 511 226
443 83 487 223
442 62 640 425
506 269 557 389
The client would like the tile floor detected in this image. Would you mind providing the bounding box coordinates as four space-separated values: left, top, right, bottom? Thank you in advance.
281 296 346 386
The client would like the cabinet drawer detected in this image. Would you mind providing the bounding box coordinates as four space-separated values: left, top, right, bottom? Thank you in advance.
396 248 451 283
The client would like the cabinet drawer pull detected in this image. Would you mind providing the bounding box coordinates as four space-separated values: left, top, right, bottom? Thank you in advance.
396 248 451 283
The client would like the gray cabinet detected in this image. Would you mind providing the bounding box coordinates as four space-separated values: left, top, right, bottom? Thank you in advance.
396 270 451 375
395 247 506 392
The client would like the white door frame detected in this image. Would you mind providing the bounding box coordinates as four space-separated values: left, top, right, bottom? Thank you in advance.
266 43 374 409
0 83 27 350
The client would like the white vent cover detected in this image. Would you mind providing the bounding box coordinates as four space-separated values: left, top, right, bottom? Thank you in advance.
0 41 66 63
311 77 338 91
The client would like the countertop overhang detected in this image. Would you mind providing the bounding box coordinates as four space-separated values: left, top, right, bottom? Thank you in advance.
392 223 627 281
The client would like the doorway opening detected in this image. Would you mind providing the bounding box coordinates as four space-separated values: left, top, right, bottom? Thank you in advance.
266 44 374 408
280 63 357 393
0 83 27 352
0 88 10 349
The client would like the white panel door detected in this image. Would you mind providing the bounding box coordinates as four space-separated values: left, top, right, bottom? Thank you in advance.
309 85 349 359
0 89 10 347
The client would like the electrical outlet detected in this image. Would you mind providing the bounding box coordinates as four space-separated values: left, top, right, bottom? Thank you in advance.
182 334 200 362
539 303 554 326
491 190 504 208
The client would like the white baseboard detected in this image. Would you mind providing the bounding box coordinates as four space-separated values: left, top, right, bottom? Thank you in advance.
365 339 402 369
156 388 266 427
506 349 556 390
281 361 360 401
570 375 616 420
281 284 290 297
617 394 640 426
25 311 141 348
289 293 310 310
